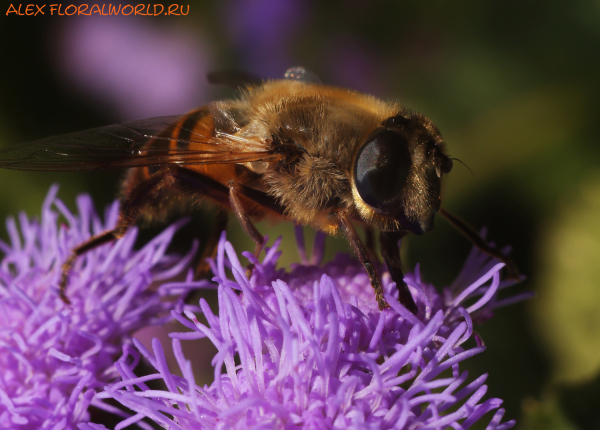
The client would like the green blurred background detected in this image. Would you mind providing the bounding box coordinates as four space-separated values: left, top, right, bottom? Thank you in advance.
2 1 600 427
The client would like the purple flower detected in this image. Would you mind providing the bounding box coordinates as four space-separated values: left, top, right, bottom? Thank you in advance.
222 0 308 77
322 36 386 96
0 185 198 429
96 228 529 429
55 17 213 119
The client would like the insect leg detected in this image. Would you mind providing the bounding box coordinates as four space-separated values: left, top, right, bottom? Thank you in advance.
440 209 520 279
59 171 168 304
379 230 418 314
171 168 285 273
194 209 229 279
228 181 265 261
337 211 388 311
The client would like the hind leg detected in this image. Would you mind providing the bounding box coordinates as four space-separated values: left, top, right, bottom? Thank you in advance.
60 171 170 304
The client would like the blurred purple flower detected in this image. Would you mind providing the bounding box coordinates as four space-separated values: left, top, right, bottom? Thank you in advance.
223 0 307 77
54 17 212 119
96 229 528 429
0 185 199 429
323 36 385 96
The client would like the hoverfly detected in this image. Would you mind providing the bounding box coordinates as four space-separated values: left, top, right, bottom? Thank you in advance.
0 67 517 313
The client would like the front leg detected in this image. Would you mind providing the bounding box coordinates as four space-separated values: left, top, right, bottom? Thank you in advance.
379 230 418 314
337 211 388 310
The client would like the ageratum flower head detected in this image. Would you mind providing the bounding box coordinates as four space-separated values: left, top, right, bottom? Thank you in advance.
97 227 530 429
0 185 199 429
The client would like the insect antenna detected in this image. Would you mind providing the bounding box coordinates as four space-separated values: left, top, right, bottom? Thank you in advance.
451 157 474 176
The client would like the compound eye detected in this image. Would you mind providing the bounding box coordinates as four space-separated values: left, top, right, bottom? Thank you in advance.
354 128 412 209
382 114 410 129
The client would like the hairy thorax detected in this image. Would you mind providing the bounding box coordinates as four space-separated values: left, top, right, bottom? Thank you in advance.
232 81 400 232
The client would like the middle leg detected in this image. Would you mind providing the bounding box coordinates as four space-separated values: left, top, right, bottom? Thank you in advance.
172 168 279 273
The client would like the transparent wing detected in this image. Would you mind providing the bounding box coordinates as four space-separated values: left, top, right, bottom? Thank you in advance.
0 115 276 171
207 67 321 89
284 67 322 84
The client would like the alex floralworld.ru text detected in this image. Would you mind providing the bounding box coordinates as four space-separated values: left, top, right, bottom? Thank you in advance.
6 4 190 16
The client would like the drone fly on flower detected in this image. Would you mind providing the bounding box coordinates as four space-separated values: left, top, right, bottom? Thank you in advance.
0 67 518 313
